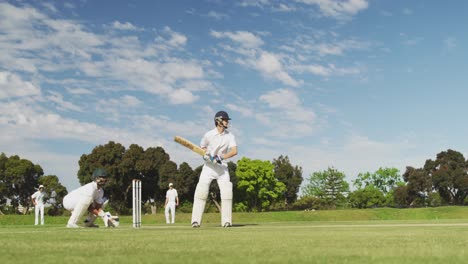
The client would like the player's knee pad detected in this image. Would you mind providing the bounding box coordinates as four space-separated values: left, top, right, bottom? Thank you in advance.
194 182 210 200
219 181 233 200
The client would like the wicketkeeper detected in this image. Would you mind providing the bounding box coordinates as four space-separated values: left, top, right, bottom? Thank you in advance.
63 168 118 228
191 111 238 228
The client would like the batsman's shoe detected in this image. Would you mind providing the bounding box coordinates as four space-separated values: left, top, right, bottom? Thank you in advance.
192 222 200 228
223 222 232 228
66 223 81 228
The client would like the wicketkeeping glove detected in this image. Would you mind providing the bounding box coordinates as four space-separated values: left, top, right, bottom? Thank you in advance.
103 212 119 228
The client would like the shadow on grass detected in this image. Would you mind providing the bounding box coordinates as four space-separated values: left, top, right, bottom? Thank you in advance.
220 224 258 228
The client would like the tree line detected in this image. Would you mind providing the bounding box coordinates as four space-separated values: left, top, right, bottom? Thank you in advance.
1 143 467 214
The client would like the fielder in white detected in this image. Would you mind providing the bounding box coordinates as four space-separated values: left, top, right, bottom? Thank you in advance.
164 183 179 224
62 168 118 228
31 185 46 225
191 110 238 228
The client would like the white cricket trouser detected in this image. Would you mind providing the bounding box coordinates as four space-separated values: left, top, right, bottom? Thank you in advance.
165 202 176 224
63 193 93 225
35 204 45 225
191 162 232 226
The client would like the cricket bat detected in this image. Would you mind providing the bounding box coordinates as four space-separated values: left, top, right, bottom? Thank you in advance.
174 136 205 156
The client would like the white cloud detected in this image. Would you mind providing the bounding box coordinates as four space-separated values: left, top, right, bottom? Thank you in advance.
66 87 94 95
296 0 369 19
258 89 318 137
0 72 41 99
444 37 457 51
238 0 271 8
168 89 199 104
121 95 142 107
0 3 213 107
274 3 297 12
291 63 360 76
46 91 83 112
111 21 142 31
96 95 144 121
207 11 229 20
260 89 316 121
260 88 300 109
226 103 254 117
163 27 187 47
41 2 58 13
256 52 300 86
211 30 264 48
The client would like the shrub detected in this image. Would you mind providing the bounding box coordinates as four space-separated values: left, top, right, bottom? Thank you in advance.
348 185 385 209
291 196 329 210
177 201 193 213
234 202 248 212
428 192 442 207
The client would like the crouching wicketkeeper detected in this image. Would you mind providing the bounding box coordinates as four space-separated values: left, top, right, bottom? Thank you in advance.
63 168 119 228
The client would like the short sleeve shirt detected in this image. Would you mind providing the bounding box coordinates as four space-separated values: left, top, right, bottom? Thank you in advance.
166 189 178 203
31 191 46 205
200 128 237 165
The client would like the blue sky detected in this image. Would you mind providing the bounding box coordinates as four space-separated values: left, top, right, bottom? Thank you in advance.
1 0 468 191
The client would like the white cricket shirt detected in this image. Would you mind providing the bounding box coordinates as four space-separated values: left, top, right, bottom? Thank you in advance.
166 189 178 203
31 191 46 205
200 128 237 166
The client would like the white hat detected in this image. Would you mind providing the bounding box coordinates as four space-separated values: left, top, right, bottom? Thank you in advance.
169 183 173 187
39 185 44 188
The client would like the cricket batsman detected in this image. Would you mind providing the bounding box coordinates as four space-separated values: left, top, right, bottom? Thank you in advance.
63 168 118 228
191 111 238 228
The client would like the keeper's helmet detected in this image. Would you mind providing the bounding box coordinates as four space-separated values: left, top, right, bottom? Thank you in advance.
92 168 108 186
214 111 231 127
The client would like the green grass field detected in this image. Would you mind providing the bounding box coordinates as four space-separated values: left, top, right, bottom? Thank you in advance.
2 207 468 263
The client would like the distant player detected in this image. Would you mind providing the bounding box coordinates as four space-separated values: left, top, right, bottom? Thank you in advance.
31 185 46 225
164 183 179 224
191 110 238 228
62 168 118 228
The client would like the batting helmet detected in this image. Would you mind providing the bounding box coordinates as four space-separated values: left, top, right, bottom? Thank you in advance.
215 111 231 120
92 168 108 180
214 111 231 127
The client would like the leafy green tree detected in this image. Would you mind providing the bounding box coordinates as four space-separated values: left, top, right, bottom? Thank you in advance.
158 160 178 200
0 153 8 209
227 161 242 204
78 141 126 185
78 141 172 214
348 185 385 208
272 155 303 205
401 166 432 207
38 175 68 204
302 167 349 208
353 167 403 194
1 155 44 212
141 146 170 205
78 141 127 212
424 149 468 205
38 175 68 215
174 162 197 202
236 157 286 212
393 185 410 208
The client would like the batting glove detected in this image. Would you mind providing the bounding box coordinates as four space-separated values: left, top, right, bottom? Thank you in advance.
203 153 213 162
213 155 223 164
